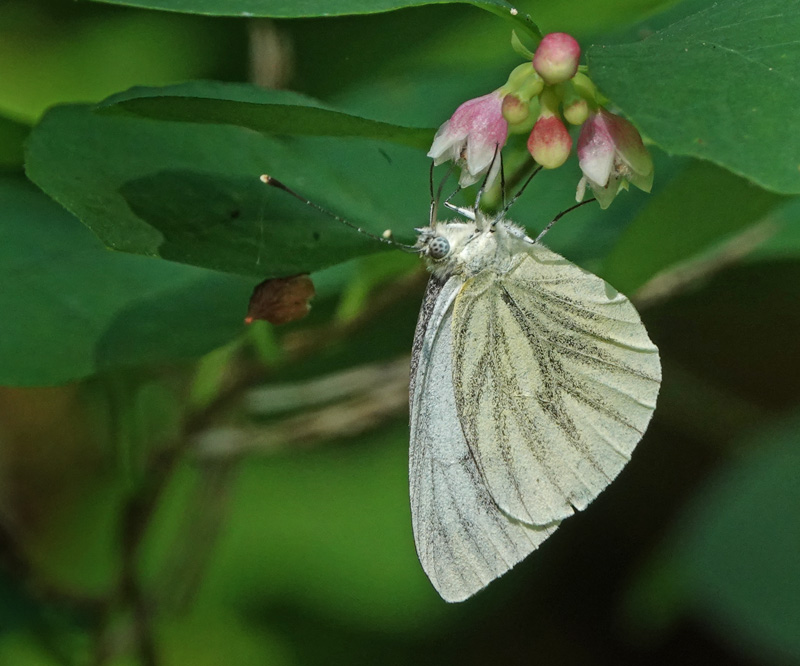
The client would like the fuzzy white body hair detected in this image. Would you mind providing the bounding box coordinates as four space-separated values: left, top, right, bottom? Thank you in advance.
416 212 536 280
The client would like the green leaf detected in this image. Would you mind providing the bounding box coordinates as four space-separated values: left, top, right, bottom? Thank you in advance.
25 94 432 278
747 197 800 262
587 0 800 194
600 160 786 293
674 413 800 663
0 114 28 171
102 82 434 149
0 175 254 386
97 83 652 271
0 3 241 123
85 0 535 31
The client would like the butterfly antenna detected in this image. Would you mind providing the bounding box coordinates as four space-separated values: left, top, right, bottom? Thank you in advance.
500 164 542 218
429 162 455 225
428 161 436 225
436 165 471 221
534 197 596 243
442 183 462 208
260 174 415 252
500 153 507 210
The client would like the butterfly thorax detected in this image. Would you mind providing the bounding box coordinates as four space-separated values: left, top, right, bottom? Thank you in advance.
417 214 535 280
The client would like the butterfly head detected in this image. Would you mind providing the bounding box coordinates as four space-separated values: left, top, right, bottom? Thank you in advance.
416 215 534 279
415 222 474 277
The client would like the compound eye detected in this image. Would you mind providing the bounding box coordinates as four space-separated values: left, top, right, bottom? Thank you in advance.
428 236 450 260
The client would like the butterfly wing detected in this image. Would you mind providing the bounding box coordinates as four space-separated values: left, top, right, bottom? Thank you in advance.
451 244 662 527
409 275 558 602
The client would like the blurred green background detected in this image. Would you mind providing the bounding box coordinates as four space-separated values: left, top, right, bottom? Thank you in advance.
1 0 799 664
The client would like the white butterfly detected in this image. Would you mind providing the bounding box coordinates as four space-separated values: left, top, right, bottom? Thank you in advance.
409 209 661 602
259 171 661 604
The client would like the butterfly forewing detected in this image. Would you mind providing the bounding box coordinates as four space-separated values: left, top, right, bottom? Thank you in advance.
409 275 558 602
451 244 661 528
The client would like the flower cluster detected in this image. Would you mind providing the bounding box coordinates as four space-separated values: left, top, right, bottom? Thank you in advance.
428 32 653 208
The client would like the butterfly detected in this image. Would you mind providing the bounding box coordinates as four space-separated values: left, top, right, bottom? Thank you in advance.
260 171 661 603
409 205 661 602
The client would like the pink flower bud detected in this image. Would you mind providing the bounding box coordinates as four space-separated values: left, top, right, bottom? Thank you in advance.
576 108 654 208
533 33 580 84
501 93 530 126
527 114 572 169
428 91 508 187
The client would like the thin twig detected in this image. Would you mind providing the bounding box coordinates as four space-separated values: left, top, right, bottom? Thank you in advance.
193 356 410 459
633 220 778 309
